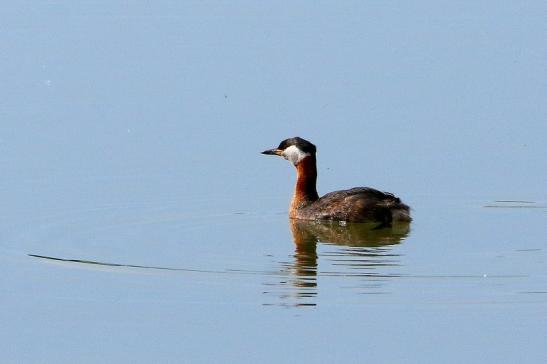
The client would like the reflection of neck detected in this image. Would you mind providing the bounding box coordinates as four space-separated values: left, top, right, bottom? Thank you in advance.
289 219 318 281
290 155 319 217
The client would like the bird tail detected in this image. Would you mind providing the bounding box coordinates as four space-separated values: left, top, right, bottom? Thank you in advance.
391 202 412 222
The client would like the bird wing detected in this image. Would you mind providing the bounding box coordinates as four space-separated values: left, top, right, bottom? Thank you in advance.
311 187 403 222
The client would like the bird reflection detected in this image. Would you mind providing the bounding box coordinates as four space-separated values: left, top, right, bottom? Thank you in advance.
268 220 410 307
291 219 410 247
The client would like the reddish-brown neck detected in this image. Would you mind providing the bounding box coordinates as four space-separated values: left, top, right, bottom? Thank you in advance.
290 155 319 216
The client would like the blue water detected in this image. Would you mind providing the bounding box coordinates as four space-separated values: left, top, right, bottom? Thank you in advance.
1 2 546 363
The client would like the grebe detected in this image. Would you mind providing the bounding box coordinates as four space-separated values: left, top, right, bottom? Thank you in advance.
261 137 411 226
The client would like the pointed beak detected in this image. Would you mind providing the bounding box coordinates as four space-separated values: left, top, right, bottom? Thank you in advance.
261 148 283 156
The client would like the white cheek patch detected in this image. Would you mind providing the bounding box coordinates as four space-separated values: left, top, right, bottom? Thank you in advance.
282 145 310 165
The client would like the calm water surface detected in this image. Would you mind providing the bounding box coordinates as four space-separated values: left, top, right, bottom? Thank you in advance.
2 177 546 363
1 2 546 363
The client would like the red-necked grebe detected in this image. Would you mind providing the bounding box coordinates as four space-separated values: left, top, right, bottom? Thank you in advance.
261 137 411 227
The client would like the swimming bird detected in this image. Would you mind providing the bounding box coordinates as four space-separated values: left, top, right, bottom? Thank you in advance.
261 137 411 227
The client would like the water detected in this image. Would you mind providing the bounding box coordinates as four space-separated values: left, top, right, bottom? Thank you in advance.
1 2 546 363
